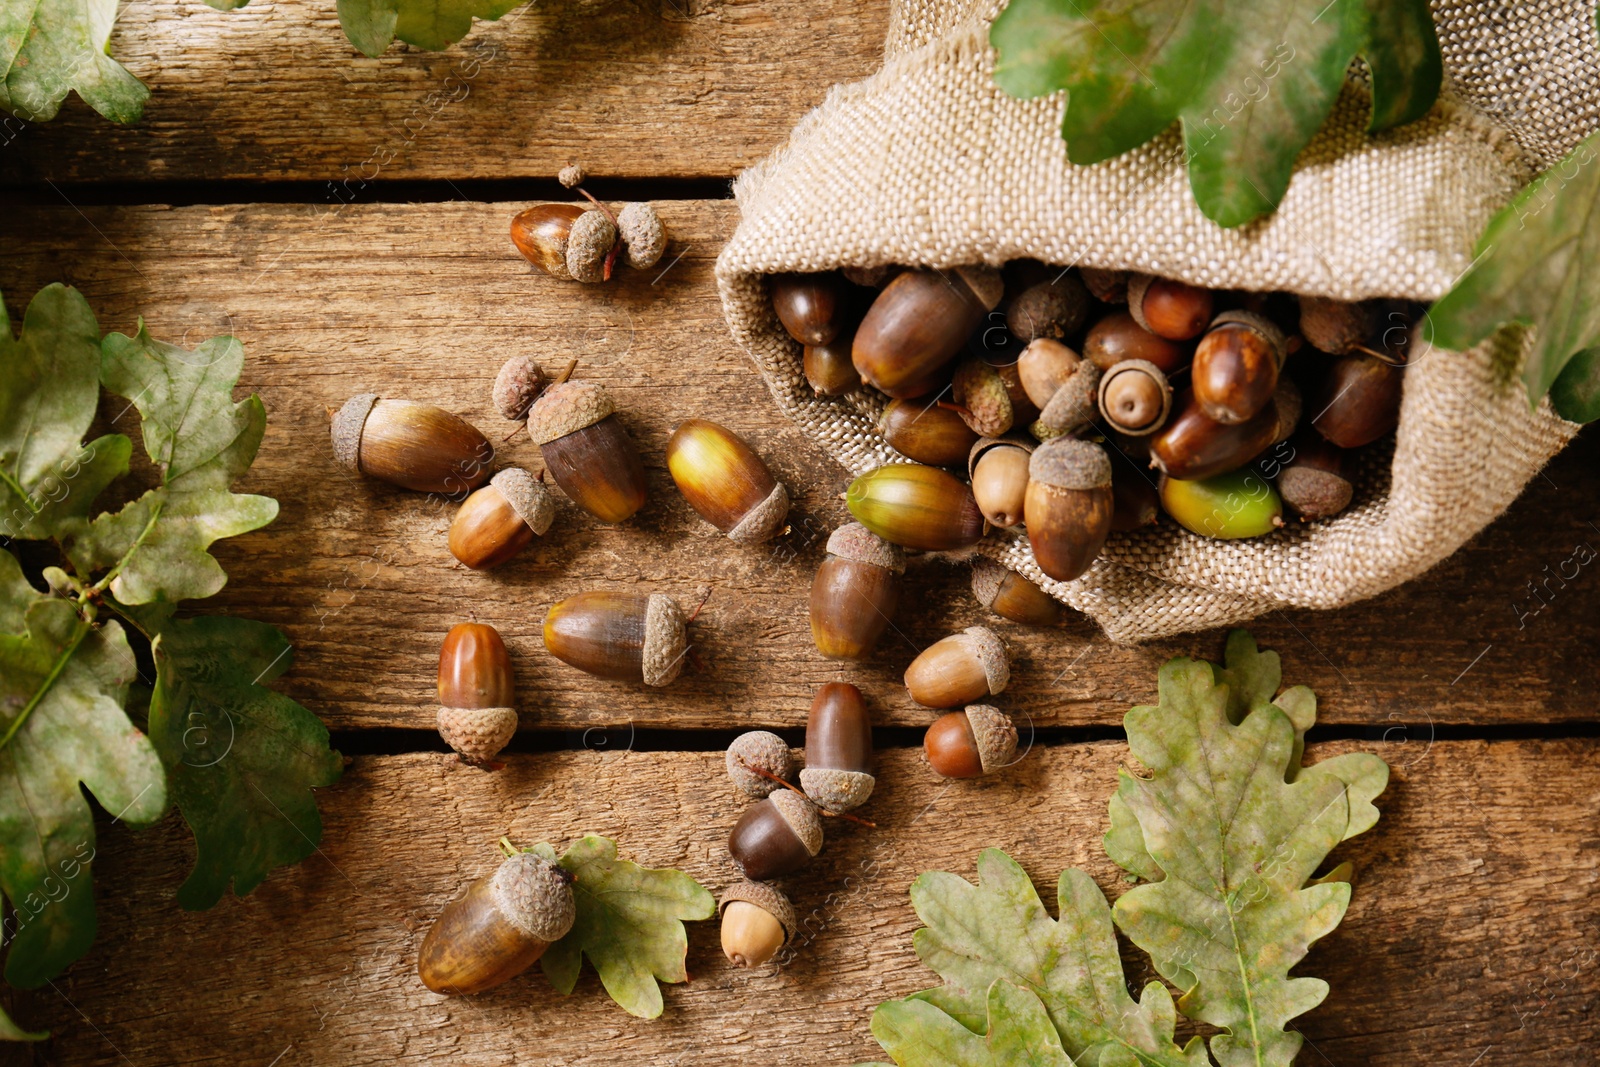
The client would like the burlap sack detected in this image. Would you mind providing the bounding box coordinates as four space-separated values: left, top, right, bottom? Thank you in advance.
716 0 1591 642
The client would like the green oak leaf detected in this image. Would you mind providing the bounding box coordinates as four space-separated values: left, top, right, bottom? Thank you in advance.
333 0 524 57
60 325 277 605
907 849 1209 1067
0 285 131 542
0 0 149 123
873 979 1075 1067
1550 347 1600 423
1429 133 1600 408
1111 655 1388 1067
119 604 343 910
0 552 165 990
989 0 1442 226
0 1001 45 1042
531 835 714 1019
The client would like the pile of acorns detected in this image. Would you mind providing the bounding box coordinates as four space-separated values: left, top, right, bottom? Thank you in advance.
774 263 1412 584
508 164 667 283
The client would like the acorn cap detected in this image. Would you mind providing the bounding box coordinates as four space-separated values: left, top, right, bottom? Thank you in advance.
330 393 379 473
799 767 876 813
967 437 1033 481
493 355 548 421
491 468 555 536
958 625 1009 695
719 880 798 943
1126 273 1156 333
558 163 587 188
1279 464 1353 520
1029 418 1068 442
567 209 618 283
726 730 795 797
1210 309 1287 358
955 265 1004 311
728 482 791 545
491 851 577 943
1030 437 1112 491
826 522 905 574
617 202 666 271
527 381 615 444
436 705 518 765
966 705 1018 774
1038 361 1102 434
970 557 1007 610
1080 267 1129 303
1097 359 1172 437
769 788 823 857
641 593 689 687
953 360 1013 437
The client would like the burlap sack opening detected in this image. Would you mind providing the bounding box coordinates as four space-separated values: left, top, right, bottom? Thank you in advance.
715 0 1591 642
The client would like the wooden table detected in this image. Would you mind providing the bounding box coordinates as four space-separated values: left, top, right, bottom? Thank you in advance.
2 2 1597 1062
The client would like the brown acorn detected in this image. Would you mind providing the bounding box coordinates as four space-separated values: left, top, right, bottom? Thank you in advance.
726 731 795 798
971 558 1062 626
771 272 847 346
1079 267 1130 304
879 397 981 467
1192 311 1288 425
543 590 688 687
720 881 797 968
969 437 1033 528
905 626 1009 709
666 419 790 544
331 395 494 496
1149 381 1301 482
1033 357 1102 439
1097 359 1172 436
728 789 823 881
1278 431 1353 520
510 203 587 279
1128 274 1214 341
418 851 575 996
526 381 647 524
845 464 987 552
1006 272 1092 342
436 622 519 765
810 522 905 661
1024 437 1113 583
448 469 556 570
952 359 1015 437
1309 353 1402 448
1083 310 1188 375
924 705 1017 779
1299 296 1374 356
801 682 875 812
804 335 861 396
842 264 895 289
1017 339 1082 410
1110 464 1161 531
853 267 1004 398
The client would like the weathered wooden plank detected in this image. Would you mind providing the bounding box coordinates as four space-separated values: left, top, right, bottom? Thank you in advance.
10 741 1599 1064
0 201 1596 732
0 0 888 185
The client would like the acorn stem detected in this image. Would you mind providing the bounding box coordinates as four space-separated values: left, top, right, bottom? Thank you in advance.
936 400 974 418
1353 343 1407 367
555 359 579 386
734 756 877 826
687 587 714 624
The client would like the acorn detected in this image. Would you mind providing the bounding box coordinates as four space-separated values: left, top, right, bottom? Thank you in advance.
448 469 555 570
417 851 575 995
666 419 790 544
1006 272 1092 342
810 522 905 660
1160 470 1284 539
543 591 688 686
1097 359 1172 436
1309 353 1402 448
1192 311 1288 425
952 358 1015 436
1299 296 1374 356
992 361 1041 426
332 395 494 496
1033 358 1102 439
1110 464 1160 531
1079 267 1129 304
492 355 549 421
616 201 667 271
728 790 822 881
904 626 1009 709
1017 339 1082 410
879 397 980 467
971 558 1062 626
800 682 875 812
436 622 519 765
1149 381 1301 482
924 705 1017 779
846 464 986 552
843 264 895 288
510 203 587 279
1277 431 1353 520
526 381 647 524
1024 437 1113 583
719 881 797 969
1128 274 1214 341
853 267 1004 398
969 437 1033 528
726 730 795 798
1083 310 1188 375
804 335 861 396
771 272 847 346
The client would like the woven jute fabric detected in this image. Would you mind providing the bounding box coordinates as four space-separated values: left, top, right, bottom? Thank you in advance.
715 1 1590 642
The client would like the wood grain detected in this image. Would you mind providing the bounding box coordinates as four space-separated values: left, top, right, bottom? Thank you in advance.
1 201 1597 734
0 0 888 186
7 741 1598 1065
